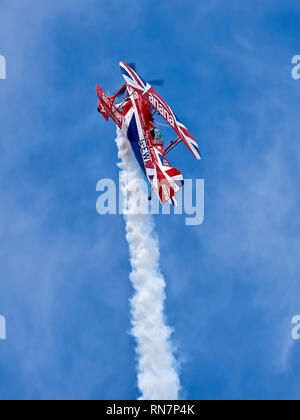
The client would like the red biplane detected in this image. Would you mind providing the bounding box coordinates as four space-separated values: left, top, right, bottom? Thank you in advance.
96 61 201 205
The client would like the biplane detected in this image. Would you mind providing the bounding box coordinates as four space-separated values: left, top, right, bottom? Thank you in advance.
96 61 201 205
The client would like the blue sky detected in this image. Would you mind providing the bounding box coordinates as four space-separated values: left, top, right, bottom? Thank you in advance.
1 0 300 400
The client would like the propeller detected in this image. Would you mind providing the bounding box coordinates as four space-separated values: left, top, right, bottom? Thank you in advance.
127 62 164 86
115 63 165 98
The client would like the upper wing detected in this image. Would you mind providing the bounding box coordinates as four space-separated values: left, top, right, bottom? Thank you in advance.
119 61 201 160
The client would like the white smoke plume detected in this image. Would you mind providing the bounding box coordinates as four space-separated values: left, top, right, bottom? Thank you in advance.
115 127 181 400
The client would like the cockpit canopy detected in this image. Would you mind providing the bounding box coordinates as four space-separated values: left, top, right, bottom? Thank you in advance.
151 127 164 145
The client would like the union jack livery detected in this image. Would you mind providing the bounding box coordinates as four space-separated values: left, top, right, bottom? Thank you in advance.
96 61 201 205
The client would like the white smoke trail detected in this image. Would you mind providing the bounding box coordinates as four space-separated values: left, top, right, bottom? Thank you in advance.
115 127 180 400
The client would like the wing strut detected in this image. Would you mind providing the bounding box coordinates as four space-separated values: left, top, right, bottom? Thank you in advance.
164 137 182 156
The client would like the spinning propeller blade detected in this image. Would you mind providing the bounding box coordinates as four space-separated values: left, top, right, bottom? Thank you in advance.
148 79 164 86
127 63 165 86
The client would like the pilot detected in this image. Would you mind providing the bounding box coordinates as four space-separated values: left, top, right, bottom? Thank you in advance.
151 127 164 146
